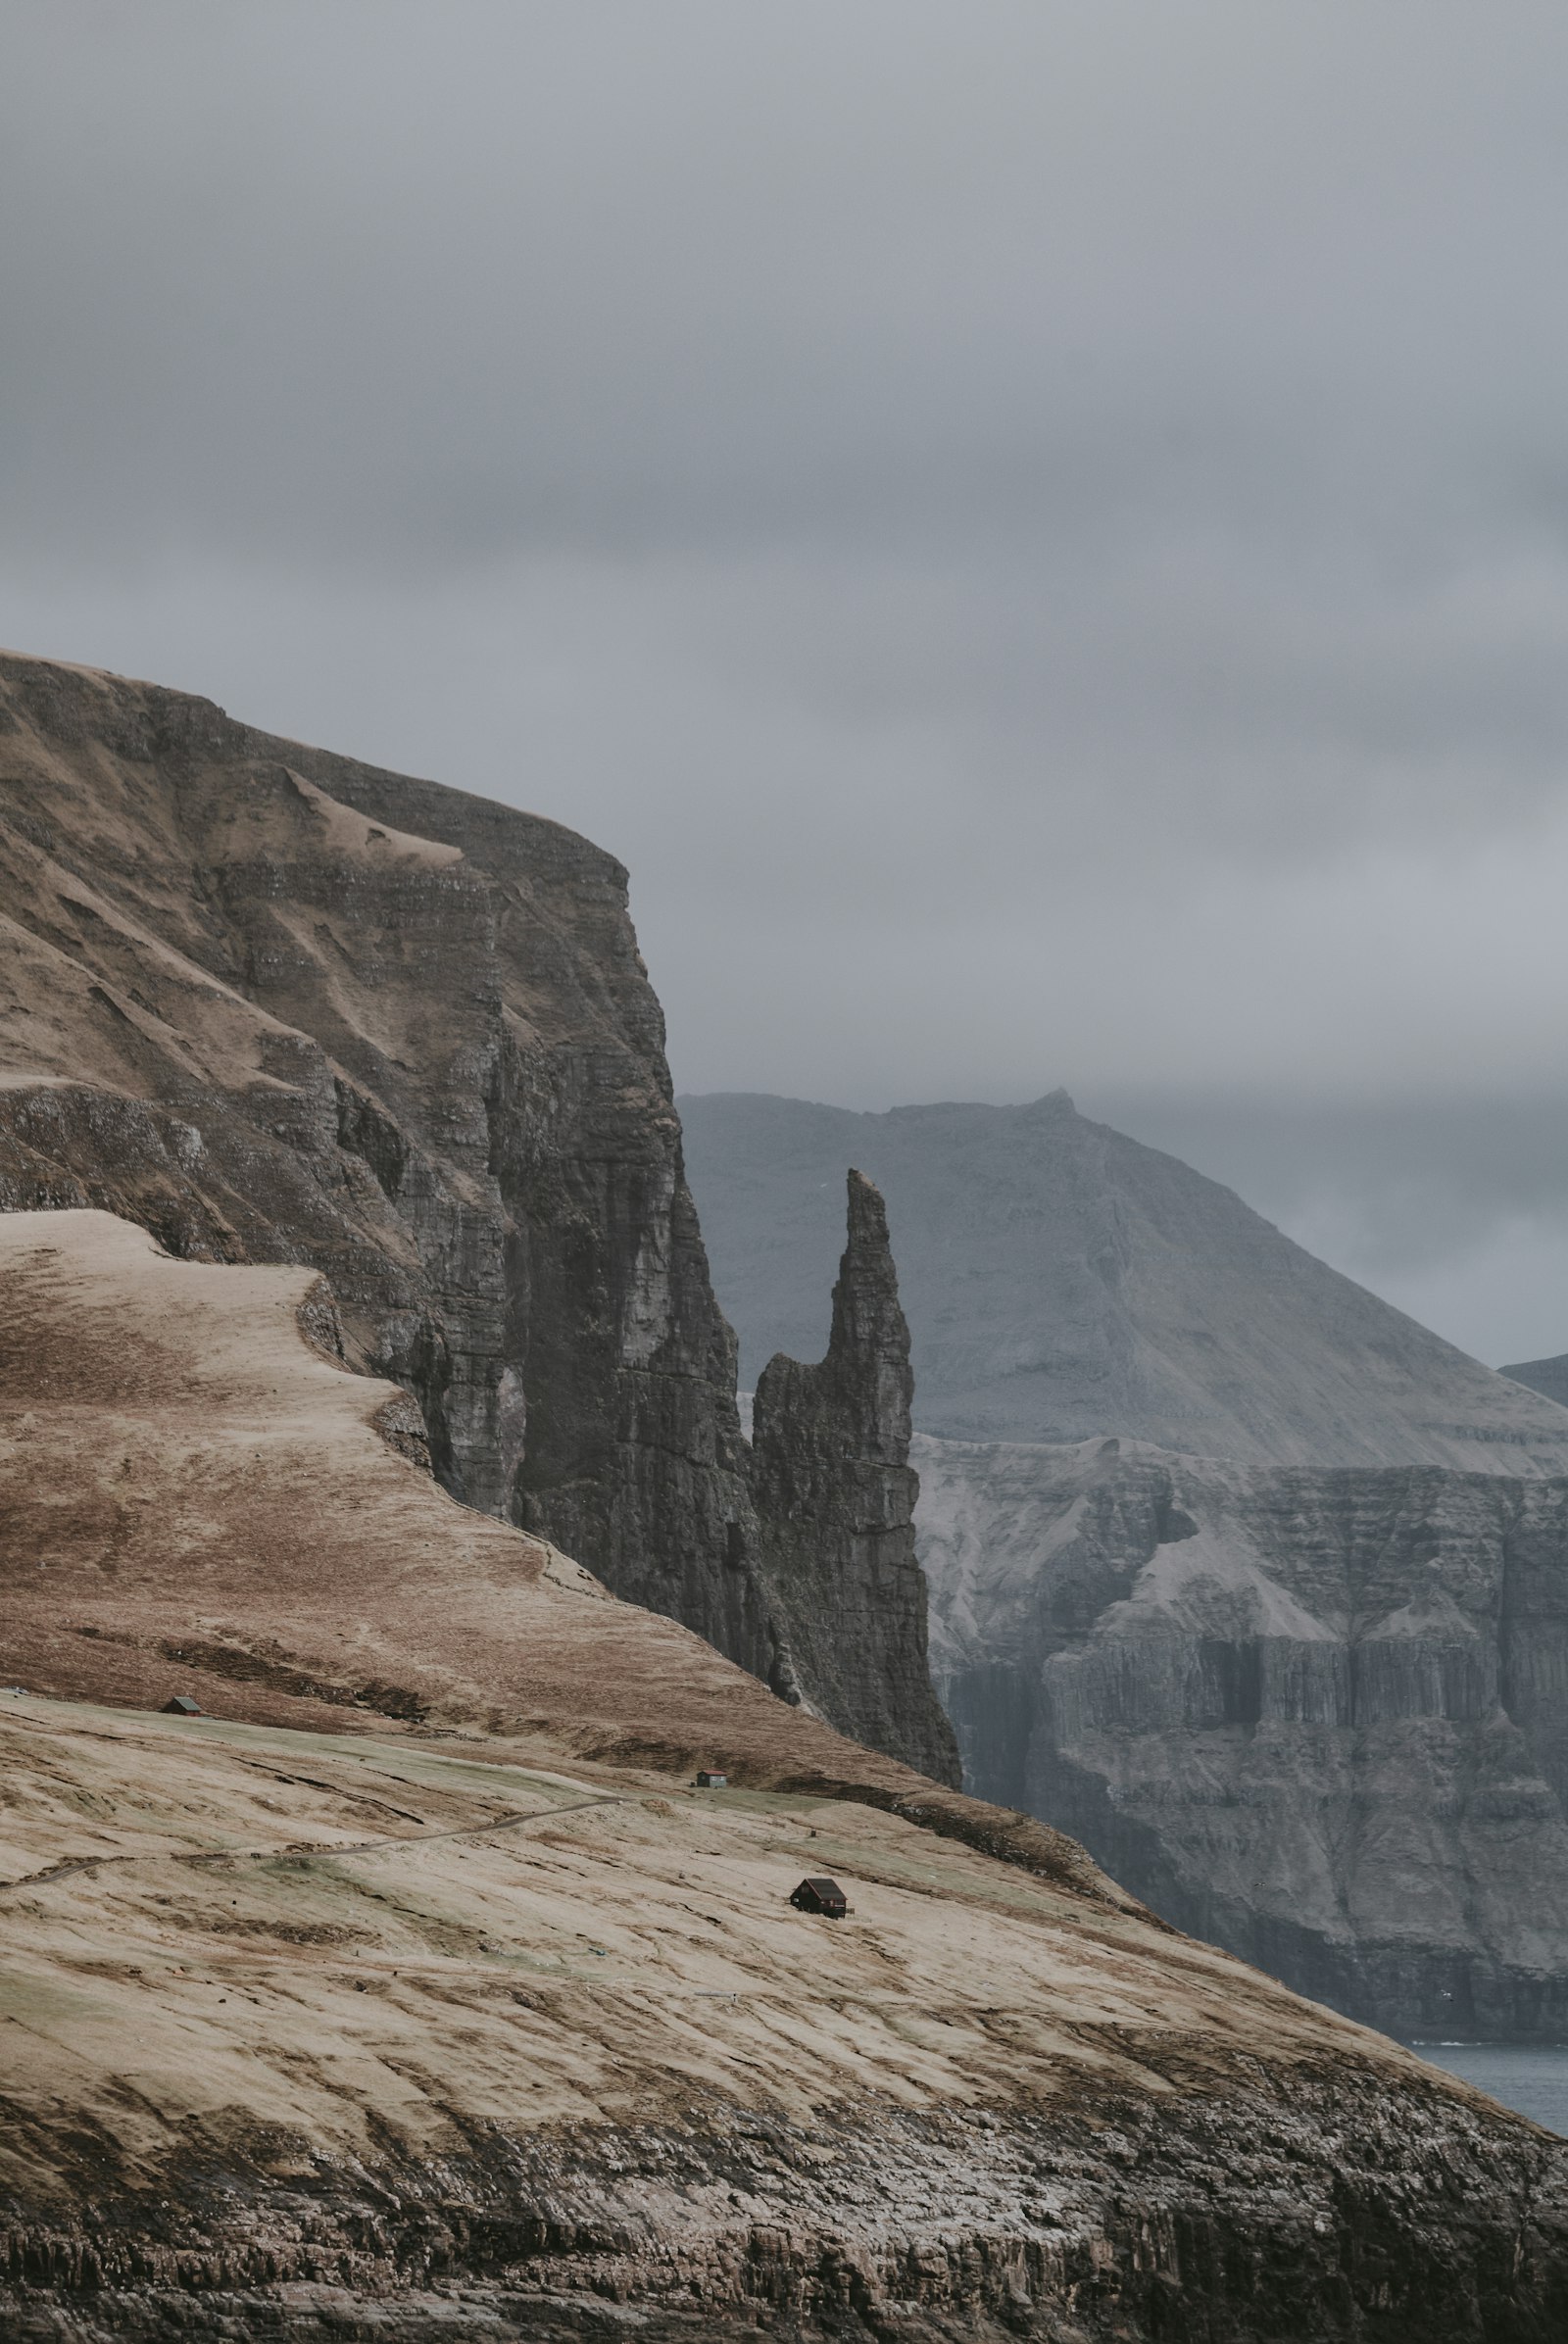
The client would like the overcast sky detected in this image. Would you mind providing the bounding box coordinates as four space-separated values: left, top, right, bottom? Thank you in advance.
5 3 1568 1364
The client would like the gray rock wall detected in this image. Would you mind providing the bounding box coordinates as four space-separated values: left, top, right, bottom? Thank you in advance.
921 1431 1568 2036
9 2075 1568 2343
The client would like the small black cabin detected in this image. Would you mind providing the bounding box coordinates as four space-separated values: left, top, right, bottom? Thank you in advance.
695 1769 728 1787
790 1876 849 1919
163 1694 203 1716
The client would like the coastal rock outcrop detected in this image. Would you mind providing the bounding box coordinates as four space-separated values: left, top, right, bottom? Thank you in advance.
749 1172 959 1782
0 651 936 1773
921 1430 1568 2038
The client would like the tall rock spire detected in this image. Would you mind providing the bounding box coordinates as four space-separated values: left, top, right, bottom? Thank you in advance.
749 1170 960 1784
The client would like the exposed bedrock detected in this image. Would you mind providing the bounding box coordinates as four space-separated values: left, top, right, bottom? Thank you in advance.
750 1172 960 1782
921 1432 1568 2039
0 652 937 1772
6 2077 1568 2343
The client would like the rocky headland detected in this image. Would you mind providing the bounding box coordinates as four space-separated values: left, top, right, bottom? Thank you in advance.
2 1207 1566 2341
0 652 949 1778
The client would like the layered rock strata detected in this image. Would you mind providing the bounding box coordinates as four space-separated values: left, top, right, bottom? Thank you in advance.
679 1091 1568 2034
749 1172 959 1782
0 651 935 1771
921 1430 1568 2038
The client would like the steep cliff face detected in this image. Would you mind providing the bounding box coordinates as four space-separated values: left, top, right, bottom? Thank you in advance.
0 651 935 1772
749 1174 959 1783
921 1431 1568 2037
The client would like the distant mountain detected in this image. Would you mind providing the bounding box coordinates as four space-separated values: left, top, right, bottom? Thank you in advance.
1503 1353 1568 1409
679 1089 1568 1473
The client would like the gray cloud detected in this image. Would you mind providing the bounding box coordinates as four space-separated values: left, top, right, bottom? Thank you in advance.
5 3 1568 1361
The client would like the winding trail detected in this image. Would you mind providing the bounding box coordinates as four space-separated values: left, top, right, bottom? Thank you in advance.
0 1791 627 1896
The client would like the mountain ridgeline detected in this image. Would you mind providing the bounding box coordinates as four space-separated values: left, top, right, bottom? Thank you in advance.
1505 1353 1568 1410
0 652 954 1782
680 1089 1568 1472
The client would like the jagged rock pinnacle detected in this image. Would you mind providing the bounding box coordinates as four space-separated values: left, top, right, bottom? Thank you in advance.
749 1171 960 1784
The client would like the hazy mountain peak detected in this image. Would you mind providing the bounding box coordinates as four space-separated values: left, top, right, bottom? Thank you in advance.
680 1089 1568 1474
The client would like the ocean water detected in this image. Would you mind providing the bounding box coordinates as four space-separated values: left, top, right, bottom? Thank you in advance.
1412 2044 1568 2136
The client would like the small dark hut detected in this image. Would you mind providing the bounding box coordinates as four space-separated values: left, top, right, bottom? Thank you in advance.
162 1694 203 1716
790 1877 849 1919
695 1769 728 1787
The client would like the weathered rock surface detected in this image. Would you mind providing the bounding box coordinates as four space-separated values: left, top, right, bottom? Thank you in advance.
0 651 932 1772
921 1430 1568 2039
1 1213 1566 2342
750 1173 959 1783
680 1089 1568 1471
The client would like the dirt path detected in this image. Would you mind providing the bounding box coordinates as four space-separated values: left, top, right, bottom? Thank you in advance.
0 1791 627 1897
